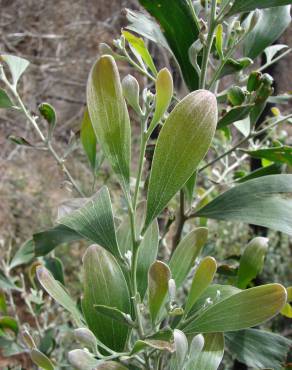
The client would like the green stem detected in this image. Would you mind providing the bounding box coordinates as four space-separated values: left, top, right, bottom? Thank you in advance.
133 133 147 211
187 0 201 31
199 0 217 89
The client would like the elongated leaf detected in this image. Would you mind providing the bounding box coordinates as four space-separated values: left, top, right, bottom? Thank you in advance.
264 44 289 64
82 245 131 352
87 55 131 192
10 239 34 269
36 266 83 326
81 108 96 171
169 228 208 288
195 175 292 235
137 219 159 299
237 163 281 183
243 6 291 59
138 0 200 91
96 362 128 370
94 305 133 327
1 54 29 86
148 261 171 324
122 30 157 76
229 0 292 15
237 237 268 289
244 145 292 166
34 224 81 256
217 105 253 130
184 284 286 333
30 349 54 370
131 338 175 355
218 57 253 79
188 333 224 370
144 90 217 230
185 334 204 368
225 329 291 369
185 257 217 315
170 330 188 370
148 68 173 134
44 257 65 285
58 186 121 259
0 89 14 108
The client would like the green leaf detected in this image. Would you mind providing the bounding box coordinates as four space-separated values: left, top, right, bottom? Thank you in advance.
58 186 121 259
82 245 131 352
218 58 253 79
30 349 54 370
227 86 245 106
0 270 20 291
36 266 83 326
228 0 292 15
0 291 7 314
169 228 208 288
144 90 217 230
185 334 205 368
233 116 251 137
243 6 291 59
138 0 201 91
244 145 292 166
68 349 100 370
185 257 217 315
122 74 142 115
195 175 292 235
87 55 131 192
94 305 134 327
236 163 282 183
148 261 171 324
44 257 65 285
264 44 289 64
38 103 56 136
122 30 157 76
237 237 268 289
225 329 291 369
215 24 224 59
81 108 96 171
148 68 173 135
170 329 188 370
0 88 14 108
137 219 159 299
9 239 34 269
184 172 197 205
0 316 18 335
187 333 224 370
1 54 29 87
217 105 253 130
183 284 286 333
34 224 81 256
8 135 33 147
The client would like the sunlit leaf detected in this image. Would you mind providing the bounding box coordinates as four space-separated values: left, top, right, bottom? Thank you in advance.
243 145 292 166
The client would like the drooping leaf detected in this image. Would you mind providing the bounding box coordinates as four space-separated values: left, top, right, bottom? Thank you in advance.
87 55 131 192
169 228 208 288
243 145 292 166
243 6 291 59
1 54 29 86
30 349 54 370
183 284 286 333
195 175 292 235
185 257 217 315
225 329 291 369
217 105 253 130
33 224 81 257
122 30 157 76
138 0 201 91
82 245 131 352
0 88 14 108
9 239 34 269
187 333 224 370
237 237 268 289
58 186 121 259
144 90 217 231
36 266 84 326
228 0 292 15
148 68 173 135
148 261 171 324
81 108 96 171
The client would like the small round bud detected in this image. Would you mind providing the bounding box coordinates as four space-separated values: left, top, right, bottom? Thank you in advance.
122 74 142 115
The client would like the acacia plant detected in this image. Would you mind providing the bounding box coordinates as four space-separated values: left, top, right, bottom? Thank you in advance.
1 0 292 369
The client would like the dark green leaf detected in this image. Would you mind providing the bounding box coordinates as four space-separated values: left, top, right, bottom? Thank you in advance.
94 305 134 327
243 6 291 59
0 88 14 108
148 261 171 324
36 266 84 326
58 186 121 259
144 90 217 230
0 316 18 335
138 0 201 91
225 329 291 369
44 257 65 285
244 145 292 166
10 239 34 269
169 228 208 288
217 105 253 130
227 86 245 106
81 108 96 171
228 0 292 15
236 163 282 183
87 55 131 192
82 245 131 352
195 175 292 235
8 135 33 147
1 54 29 86
237 237 268 289
219 58 253 79
38 103 56 134
183 284 286 333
